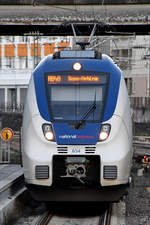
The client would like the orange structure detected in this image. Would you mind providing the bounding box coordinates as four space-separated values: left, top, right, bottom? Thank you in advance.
18 44 28 57
5 44 15 57
44 43 55 55
30 43 41 56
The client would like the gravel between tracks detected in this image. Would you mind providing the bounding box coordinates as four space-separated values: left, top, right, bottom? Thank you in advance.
126 161 150 225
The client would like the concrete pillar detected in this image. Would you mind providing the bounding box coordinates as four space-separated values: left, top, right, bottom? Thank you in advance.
28 39 32 69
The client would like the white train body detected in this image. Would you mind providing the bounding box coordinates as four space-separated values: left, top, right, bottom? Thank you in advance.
22 51 133 202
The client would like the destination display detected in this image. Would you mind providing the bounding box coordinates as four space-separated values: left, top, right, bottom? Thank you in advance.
47 74 107 84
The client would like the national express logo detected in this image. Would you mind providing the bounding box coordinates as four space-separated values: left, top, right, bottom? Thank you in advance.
59 135 94 139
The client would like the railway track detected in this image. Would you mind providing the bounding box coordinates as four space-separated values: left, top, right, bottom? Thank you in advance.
31 211 53 225
31 203 112 225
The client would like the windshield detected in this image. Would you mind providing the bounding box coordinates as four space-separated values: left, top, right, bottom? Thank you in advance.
45 72 109 123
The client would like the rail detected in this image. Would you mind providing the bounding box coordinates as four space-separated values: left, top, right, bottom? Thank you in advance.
105 204 112 225
98 205 112 225
31 203 112 225
31 211 53 225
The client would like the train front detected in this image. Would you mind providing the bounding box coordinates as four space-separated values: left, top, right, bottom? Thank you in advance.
22 50 132 202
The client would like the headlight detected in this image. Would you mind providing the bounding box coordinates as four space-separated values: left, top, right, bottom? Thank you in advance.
98 124 111 142
42 124 55 141
73 62 82 71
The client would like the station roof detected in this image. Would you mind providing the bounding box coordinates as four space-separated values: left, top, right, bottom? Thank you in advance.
0 23 150 36
0 5 150 35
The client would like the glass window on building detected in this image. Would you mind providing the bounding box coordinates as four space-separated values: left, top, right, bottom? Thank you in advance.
20 88 27 108
19 57 28 69
33 56 41 68
120 49 132 58
125 78 133 96
112 49 120 57
6 57 15 68
0 44 1 68
0 89 5 109
19 36 28 42
112 49 132 58
7 88 17 110
6 36 15 43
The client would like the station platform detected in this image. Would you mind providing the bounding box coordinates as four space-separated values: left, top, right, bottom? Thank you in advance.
0 164 26 225
0 164 23 199
0 164 22 181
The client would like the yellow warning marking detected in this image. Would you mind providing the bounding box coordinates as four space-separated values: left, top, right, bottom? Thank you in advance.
0 128 14 142
146 187 150 191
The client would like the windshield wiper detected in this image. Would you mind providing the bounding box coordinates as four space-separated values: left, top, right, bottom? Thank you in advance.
75 94 96 129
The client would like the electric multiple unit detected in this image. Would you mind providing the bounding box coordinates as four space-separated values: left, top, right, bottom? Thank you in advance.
22 50 133 202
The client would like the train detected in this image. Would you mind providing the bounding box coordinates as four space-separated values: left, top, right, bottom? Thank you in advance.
22 47 133 202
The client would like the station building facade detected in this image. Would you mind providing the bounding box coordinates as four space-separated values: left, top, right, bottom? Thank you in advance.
0 36 70 112
110 35 150 122
110 36 150 104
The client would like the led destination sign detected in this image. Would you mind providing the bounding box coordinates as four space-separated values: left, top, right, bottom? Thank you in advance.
47 75 105 84
48 75 61 83
67 76 99 82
